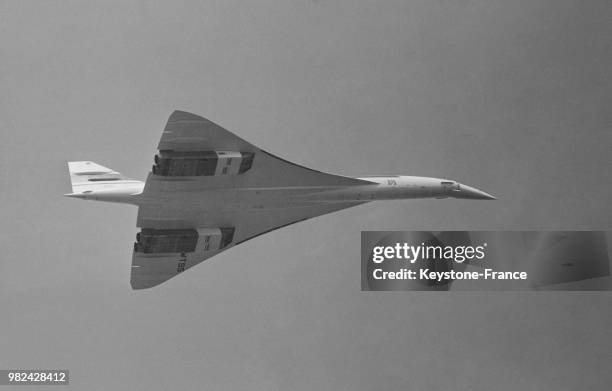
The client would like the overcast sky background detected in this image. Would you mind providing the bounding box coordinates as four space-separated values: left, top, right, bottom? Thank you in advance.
1 1 611 390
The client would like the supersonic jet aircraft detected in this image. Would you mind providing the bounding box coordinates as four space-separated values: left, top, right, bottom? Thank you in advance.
65 110 495 289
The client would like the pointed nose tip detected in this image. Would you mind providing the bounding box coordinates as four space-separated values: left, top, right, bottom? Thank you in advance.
456 184 497 200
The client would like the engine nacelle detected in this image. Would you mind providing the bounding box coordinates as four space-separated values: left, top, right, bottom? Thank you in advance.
152 150 254 177
134 227 235 254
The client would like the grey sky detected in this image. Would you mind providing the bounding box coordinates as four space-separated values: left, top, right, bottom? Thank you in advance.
1 0 611 389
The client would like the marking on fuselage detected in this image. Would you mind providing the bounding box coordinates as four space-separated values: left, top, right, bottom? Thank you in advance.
177 253 187 273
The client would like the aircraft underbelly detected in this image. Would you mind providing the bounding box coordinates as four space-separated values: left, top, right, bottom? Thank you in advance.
142 186 362 211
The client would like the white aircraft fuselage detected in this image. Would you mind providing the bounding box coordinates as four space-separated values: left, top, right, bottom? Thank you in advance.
66 175 495 207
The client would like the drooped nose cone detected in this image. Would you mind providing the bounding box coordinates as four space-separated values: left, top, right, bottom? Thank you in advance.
455 184 497 200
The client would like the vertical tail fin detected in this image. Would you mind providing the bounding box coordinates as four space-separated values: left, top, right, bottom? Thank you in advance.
67 161 132 193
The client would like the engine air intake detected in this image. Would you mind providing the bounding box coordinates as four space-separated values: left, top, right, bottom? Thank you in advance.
152 151 254 177
134 227 235 254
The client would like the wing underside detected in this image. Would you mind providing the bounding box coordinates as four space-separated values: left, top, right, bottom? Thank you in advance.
130 110 373 289
143 110 373 192
131 202 366 289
